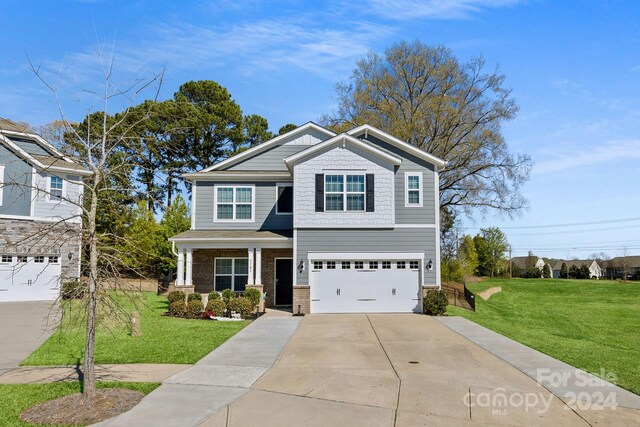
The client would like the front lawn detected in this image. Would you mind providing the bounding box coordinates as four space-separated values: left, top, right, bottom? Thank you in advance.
0 382 159 427
448 278 640 395
22 292 249 365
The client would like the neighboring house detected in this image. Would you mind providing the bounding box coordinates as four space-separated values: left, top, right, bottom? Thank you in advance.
510 256 550 277
0 119 89 302
606 256 640 280
169 122 445 314
552 259 603 279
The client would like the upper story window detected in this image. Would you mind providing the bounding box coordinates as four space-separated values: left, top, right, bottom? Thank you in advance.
276 183 293 215
405 172 423 207
1 255 12 263
214 185 254 222
49 175 64 202
325 174 365 211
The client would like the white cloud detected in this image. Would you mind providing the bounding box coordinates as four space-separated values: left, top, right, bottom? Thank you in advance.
535 139 640 174
364 0 523 20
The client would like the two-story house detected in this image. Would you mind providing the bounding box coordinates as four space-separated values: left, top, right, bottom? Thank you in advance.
169 123 445 314
0 119 88 302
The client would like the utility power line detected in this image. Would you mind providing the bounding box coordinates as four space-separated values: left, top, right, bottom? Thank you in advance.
462 216 640 230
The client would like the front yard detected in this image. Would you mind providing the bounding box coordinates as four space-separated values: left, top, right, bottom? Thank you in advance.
448 278 640 395
22 292 249 366
0 382 159 427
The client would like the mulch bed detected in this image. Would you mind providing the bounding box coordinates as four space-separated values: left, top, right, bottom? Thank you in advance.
20 388 144 425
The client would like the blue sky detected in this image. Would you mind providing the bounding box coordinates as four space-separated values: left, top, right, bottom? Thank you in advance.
1 0 639 259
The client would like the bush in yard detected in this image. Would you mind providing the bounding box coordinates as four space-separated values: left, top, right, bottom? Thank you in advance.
206 298 227 317
208 291 221 301
423 290 449 316
167 291 185 303
222 289 235 304
228 296 253 317
168 301 187 317
186 300 204 319
243 288 261 309
187 292 202 302
61 280 87 300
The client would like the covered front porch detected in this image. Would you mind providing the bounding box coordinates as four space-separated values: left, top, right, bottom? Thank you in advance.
169 230 294 309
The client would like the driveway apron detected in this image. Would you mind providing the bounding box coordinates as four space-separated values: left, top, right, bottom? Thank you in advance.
99 315 301 427
0 301 60 374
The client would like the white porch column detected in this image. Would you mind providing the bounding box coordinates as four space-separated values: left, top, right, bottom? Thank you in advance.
247 247 255 285
255 247 262 285
185 248 193 287
176 248 185 287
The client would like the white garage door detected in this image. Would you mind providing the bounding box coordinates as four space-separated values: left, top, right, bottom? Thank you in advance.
309 256 422 313
0 255 61 302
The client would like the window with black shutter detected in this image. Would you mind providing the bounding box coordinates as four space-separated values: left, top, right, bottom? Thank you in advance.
315 174 324 212
366 174 374 212
276 184 293 214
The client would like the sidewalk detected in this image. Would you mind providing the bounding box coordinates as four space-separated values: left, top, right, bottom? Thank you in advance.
437 316 640 410
96 314 302 427
0 364 190 384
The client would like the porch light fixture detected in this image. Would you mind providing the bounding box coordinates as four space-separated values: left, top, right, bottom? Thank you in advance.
426 259 433 271
68 253 73 261
297 260 305 273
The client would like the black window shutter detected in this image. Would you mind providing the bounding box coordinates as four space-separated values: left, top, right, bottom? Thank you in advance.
315 174 324 212
366 174 375 212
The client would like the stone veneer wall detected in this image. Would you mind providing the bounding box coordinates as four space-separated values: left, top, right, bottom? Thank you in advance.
0 218 81 281
191 247 293 308
292 285 310 314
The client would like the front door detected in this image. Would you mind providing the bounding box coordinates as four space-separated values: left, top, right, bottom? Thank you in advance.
275 258 293 305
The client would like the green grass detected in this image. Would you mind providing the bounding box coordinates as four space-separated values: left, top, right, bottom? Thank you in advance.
0 382 159 427
22 292 249 365
448 278 640 395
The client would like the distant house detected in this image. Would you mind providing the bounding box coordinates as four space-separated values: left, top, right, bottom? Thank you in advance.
552 259 603 279
606 256 640 280
510 256 551 278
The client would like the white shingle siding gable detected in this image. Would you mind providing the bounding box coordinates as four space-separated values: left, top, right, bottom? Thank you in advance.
293 145 394 227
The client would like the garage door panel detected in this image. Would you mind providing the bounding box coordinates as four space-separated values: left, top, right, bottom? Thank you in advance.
0 258 61 302
310 257 421 314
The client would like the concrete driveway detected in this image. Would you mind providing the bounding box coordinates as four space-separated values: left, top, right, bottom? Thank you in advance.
0 301 60 374
202 314 639 427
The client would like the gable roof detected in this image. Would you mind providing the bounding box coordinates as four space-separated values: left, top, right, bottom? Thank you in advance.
552 259 598 270
0 127 91 176
347 124 447 169
609 256 640 268
283 133 403 169
202 122 335 172
510 256 545 269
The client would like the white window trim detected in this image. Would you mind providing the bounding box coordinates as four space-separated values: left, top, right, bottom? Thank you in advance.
46 174 66 204
324 173 366 212
0 165 4 207
0 255 12 263
405 172 423 207
275 182 293 215
213 184 255 223
214 257 249 291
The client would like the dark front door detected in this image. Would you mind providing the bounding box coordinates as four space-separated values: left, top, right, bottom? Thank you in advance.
275 258 293 305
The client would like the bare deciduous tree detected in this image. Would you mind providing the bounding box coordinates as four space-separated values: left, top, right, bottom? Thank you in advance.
25 46 165 399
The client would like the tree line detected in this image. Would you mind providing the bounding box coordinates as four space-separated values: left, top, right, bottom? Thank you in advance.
442 227 510 282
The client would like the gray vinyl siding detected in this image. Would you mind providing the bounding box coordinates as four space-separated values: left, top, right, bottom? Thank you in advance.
0 146 32 216
194 181 292 230
296 228 437 285
360 135 436 224
32 174 83 221
225 144 308 171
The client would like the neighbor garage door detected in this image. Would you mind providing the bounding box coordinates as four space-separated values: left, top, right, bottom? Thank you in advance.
309 254 422 313
0 255 61 302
